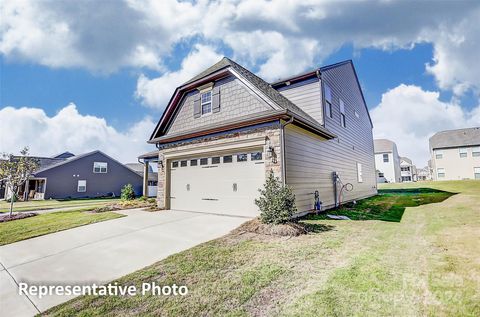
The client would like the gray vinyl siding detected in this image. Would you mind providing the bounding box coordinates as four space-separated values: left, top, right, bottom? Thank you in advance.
35 152 143 199
284 63 377 212
167 76 273 135
278 79 324 125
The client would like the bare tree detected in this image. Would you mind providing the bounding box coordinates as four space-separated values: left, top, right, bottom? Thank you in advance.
0 147 39 216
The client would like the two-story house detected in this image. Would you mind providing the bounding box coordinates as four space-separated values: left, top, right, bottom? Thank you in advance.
374 139 401 183
400 157 416 182
429 127 480 181
147 58 377 217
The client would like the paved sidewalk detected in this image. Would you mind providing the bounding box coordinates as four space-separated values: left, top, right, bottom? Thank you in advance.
0 208 249 316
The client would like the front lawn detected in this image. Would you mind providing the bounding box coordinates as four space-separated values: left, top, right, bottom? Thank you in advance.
0 197 121 213
0 210 124 245
44 181 479 316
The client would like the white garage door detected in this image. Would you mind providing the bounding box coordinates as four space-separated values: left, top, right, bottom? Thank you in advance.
170 150 265 217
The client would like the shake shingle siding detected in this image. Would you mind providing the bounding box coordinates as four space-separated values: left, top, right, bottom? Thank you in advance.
166 76 273 135
282 62 377 211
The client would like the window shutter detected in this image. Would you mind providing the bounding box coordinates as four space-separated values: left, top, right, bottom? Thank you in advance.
193 93 201 118
212 86 220 113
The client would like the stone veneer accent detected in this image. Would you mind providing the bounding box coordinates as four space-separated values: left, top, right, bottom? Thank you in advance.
156 124 282 209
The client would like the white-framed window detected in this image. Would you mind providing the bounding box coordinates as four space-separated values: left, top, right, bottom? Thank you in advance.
378 172 384 177
474 167 480 179
93 162 107 173
357 162 363 183
324 84 333 118
459 148 468 158
201 91 212 115
435 150 443 159
437 168 445 178
383 153 389 162
77 180 87 192
339 99 346 128
472 146 480 157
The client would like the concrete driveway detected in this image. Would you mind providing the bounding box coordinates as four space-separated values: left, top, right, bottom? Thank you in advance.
0 209 249 316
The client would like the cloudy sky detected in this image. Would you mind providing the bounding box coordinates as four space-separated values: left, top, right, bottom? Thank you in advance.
1 0 479 166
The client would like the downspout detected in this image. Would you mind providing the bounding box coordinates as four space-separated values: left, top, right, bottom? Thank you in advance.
280 116 294 185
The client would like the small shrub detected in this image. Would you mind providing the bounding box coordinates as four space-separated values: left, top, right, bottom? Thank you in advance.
121 184 136 201
255 171 297 224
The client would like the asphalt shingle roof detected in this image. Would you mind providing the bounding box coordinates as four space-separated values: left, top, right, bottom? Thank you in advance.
429 127 480 149
374 139 397 153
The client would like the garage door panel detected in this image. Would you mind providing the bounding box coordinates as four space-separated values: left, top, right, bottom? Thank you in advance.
170 152 265 217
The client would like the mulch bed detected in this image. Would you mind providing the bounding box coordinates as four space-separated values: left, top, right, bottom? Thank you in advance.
232 218 309 237
0 212 38 223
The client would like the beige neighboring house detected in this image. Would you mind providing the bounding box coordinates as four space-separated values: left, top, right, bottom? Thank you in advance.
374 139 401 183
429 127 480 181
400 157 417 182
143 57 377 217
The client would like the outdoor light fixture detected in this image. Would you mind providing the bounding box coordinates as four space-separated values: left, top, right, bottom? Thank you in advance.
265 137 276 162
159 160 164 171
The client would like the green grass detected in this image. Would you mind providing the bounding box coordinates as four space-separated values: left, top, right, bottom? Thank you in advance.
43 180 480 317
312 187 455 222
0 210 124 245
0 197 121 213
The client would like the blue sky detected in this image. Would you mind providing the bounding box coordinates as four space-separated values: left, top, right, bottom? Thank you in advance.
1 0 479 165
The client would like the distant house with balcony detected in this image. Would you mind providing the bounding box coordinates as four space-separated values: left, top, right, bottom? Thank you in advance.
1 151 143 200
400 157 416 182
374 139 401 183
429 127 480 181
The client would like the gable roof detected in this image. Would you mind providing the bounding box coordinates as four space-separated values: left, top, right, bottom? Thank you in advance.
400 156 412 164
34 150 139 175
374 139 397 153
429 127 480 150
149 57 335 143
271 60 373 128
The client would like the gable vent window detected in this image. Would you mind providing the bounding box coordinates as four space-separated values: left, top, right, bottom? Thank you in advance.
93 162 107 173
324 84 333 118
339 99 346 128
459 148 468 158
77 180 87 192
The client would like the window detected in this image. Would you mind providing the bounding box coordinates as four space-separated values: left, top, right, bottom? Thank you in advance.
437 168 445 178
339 99 346 128
201 91 212 115
474 167 480 180
223 155 233 163
357 162 363 182
459 148 468 158
435 150 443 159
93 162 107 173
172 161 179 168
211 157 220 164
180 160 187 167
473 146 480 157
251 152 263 161
324 84 333 118
378 172 384 178
190 159 198 166
200 158 208 165
237 153 248 162
401 167 410 172
77 180 86 192
383 154 389 163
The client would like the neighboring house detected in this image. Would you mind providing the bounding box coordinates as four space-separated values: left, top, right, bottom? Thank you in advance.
125 162 158 197
429 127 480 181
2 151 143 200
400 157 416 182
146 57 377 217
374 139 401 183
417 166 432 181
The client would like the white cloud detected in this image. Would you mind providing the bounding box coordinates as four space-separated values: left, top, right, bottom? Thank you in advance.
135 44 222 109
0 103 155 163
2 0 480 95
371 84 480 167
